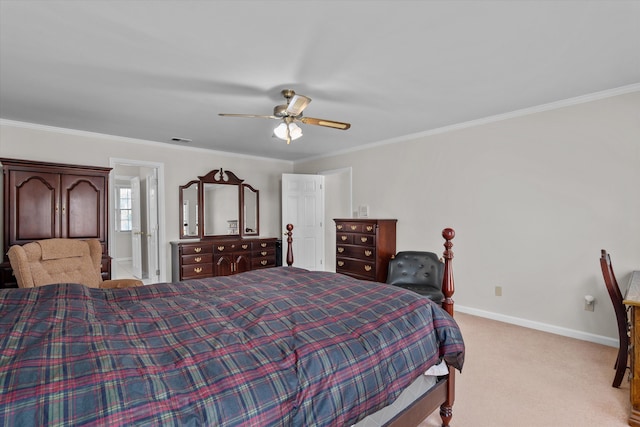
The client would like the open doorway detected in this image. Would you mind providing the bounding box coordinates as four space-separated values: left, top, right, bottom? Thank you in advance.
281 168 351 272
320 167 352 272
109 158 166 284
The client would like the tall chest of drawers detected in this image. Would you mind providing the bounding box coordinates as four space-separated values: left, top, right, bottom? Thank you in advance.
334 219 397 282
171 237 278 282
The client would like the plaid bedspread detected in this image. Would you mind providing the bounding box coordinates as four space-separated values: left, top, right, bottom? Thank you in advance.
0 267 464 426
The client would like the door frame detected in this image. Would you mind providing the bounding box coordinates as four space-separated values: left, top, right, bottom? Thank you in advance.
319 167 352 272
130 176 142 278
109 158 167 283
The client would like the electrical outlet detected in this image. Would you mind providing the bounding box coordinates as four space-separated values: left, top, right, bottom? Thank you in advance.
495 286 502 297
584 301 594 312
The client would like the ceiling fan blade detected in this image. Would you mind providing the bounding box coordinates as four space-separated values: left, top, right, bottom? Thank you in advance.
218 113 279 119
286 94 311 116
300 117 351 130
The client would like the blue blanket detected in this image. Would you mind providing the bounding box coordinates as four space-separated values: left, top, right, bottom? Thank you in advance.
0 267 464 426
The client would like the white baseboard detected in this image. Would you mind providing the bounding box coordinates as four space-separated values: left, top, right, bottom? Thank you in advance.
456 305 618 348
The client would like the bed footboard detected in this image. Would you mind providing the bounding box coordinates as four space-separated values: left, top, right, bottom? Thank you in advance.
284 224 458 427
386 227 456 427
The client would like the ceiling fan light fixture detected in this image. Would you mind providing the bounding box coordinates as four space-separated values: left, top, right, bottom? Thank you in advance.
273 122 303 143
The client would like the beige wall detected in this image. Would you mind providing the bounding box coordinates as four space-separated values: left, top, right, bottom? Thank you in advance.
0 122 293 281
1 91 638 343
294 91 640 343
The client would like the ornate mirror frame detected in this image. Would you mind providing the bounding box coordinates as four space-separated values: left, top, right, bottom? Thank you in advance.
242 183 259 236
178 168 260 239
179 180 200 239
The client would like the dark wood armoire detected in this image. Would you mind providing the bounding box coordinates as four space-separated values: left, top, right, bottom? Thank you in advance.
0 158 112 288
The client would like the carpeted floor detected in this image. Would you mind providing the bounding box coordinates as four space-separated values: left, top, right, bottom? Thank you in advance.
420 312 629 427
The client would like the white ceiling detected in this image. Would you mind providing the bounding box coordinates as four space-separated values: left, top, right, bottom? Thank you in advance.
1 1 639 161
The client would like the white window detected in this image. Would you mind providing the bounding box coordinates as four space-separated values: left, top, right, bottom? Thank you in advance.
115 186 132 232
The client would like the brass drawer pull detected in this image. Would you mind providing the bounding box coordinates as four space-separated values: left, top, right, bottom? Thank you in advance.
337 261 345 267
261 260 268 266
350 225 357 230
337 247 344 253
341 236 348 241
364 250 372 257
194 256 202 263
194 267 202 273
337 225 343 230
366 226 373 232
242 244 248 249
364 265 372 272
261 243 267 247
361 237 368 243
217 246 225 251
261 251 267 256
194 247 202 253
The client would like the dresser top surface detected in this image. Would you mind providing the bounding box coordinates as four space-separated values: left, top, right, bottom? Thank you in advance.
623 271 640 306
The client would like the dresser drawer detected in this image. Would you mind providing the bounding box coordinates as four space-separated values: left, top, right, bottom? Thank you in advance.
336 257 376 280
336 222 377 233
214 242 251 253
181 244 212 256
336 245 376 260
353 233 375 247
253 248 275 258
182 253 213 266
253 241 276 250
252 257 276 269
181 263 214 279
337 233 353 244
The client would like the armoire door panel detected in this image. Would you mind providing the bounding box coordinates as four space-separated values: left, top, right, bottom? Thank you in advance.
62 175 105 240
9 170 59 244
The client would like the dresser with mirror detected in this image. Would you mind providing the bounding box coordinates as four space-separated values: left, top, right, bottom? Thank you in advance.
171 168 277 282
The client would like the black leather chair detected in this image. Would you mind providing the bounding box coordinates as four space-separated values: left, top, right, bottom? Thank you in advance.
386 251 444 303
600 249 630 388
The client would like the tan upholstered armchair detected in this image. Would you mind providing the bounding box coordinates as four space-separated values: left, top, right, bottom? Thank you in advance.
7 238 143 289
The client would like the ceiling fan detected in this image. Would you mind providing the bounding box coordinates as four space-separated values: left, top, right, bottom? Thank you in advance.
219 89 351 144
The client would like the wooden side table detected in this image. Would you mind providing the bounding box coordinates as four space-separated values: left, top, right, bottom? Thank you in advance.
623 271 640 426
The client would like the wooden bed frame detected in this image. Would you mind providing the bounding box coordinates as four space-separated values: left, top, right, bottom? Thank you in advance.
284 224 457 427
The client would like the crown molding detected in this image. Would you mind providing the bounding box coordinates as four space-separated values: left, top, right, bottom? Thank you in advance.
0 118 293 165
296 83 640 164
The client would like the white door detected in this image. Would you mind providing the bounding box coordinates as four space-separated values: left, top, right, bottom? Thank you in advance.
281 174 324 270
145 173 160 283
130 176 143 279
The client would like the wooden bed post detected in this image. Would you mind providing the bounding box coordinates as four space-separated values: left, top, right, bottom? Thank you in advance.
440 227 455 427
285 224 294 266
441 228 455 317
